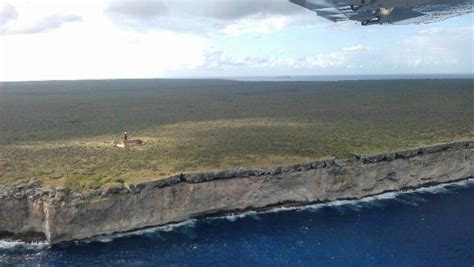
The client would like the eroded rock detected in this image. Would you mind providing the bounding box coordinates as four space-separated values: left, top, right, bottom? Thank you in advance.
0 141 472 244
102 183 125 196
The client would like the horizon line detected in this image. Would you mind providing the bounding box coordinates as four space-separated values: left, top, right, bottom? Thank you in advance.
1 72 473 83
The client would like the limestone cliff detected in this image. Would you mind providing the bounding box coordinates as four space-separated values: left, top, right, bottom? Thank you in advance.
1 141 473 244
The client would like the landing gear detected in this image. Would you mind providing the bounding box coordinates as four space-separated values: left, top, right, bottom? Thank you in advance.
360 7 393 25
351 0 367 11
351 4 361 11
361 17 380 25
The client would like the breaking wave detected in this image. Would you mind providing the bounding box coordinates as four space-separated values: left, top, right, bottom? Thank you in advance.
0 240 49 250
215 211 259 222
80 219 198 244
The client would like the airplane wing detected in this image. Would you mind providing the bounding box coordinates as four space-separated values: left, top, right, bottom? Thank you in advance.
289 0 353 23
289 0 473 25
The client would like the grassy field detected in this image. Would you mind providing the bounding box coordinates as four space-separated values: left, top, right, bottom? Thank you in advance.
0 79 473 190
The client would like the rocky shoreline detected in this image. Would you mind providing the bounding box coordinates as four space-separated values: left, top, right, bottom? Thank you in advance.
1 141 473 244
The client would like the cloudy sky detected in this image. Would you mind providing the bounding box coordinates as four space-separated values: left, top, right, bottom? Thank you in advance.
0 0 473 81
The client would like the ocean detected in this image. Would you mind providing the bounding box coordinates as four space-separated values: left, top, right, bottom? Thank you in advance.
1 179 473 266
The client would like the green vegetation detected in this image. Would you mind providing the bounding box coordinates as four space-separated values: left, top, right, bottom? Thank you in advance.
0 79 472 190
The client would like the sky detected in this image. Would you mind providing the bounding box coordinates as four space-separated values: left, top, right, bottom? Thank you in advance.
0 0 473 81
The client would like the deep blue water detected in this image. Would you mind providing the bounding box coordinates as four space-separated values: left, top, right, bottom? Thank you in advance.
1 179 473 266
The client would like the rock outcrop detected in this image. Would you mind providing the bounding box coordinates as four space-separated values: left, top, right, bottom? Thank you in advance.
1 141 473 244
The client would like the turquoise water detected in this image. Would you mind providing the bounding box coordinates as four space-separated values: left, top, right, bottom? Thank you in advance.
1 179 473 266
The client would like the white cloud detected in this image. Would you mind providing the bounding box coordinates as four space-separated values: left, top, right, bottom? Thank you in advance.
0 1 214 81
202 49 275 68
219 16 289 36
395 25 473 69
2 14 82 34
199 44 369 71
300 44 369 68
342 44 367 52
0 18 209 81
0 1 472 81
106 0 319 35
0 2 82 35
0 2 17 26
107 0 305 21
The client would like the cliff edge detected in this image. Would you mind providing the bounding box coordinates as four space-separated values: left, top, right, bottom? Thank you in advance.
1 141 473 244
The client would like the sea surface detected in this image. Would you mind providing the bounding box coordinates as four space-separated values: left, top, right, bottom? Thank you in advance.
1 179 473 266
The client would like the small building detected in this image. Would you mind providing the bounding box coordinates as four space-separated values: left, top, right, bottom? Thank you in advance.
117 139 143 148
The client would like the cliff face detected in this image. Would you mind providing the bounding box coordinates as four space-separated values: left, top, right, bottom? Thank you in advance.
1 142 473 244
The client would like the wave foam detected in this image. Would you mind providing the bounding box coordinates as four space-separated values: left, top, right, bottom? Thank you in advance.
80 219 198 244
0 240 49 250
216 211 259 222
